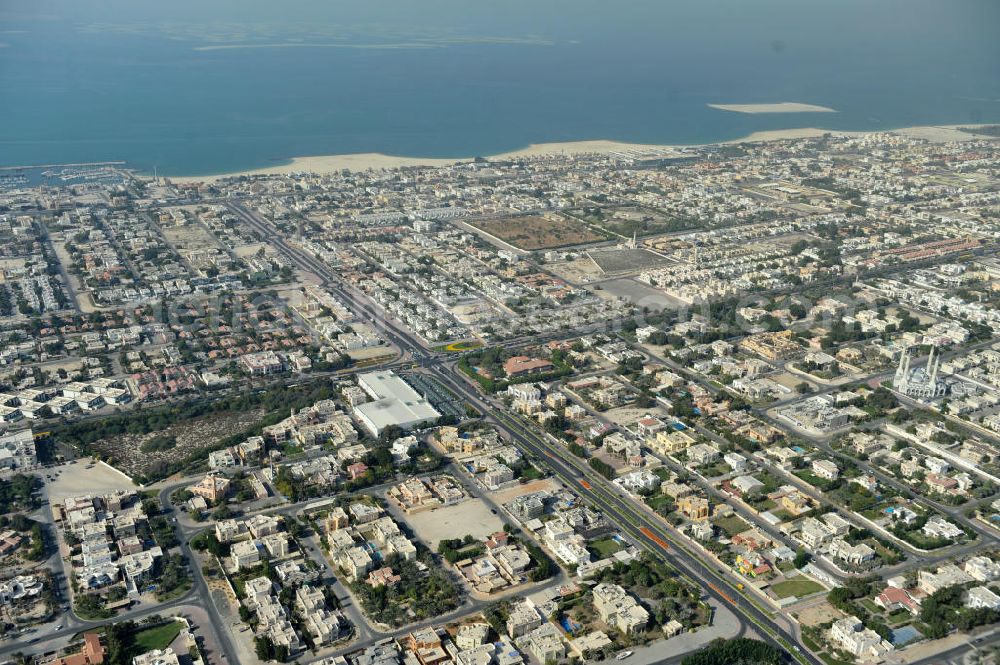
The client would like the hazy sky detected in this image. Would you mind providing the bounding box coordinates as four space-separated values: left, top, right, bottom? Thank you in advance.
4 0 999 46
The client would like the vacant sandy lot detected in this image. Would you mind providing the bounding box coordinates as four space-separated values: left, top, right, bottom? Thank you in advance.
404 497 505 545
593 277 688 311
545 257 606 285
47 459 137 500
469 214 604 251
708 102 836 114
491 478 562 504
233 243 268 258
794 600 844 627
588 248 672 274
771 371 813 391
604 405 669 431
0 258 26 272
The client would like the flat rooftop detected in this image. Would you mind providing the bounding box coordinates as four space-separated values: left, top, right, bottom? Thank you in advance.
355 371 441 435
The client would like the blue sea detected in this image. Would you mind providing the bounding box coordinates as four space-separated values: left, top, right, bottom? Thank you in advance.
1 0 998 176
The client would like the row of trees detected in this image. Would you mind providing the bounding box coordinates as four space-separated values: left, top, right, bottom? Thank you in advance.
588 457 615 480
921 583 1000 638
681 638 785 665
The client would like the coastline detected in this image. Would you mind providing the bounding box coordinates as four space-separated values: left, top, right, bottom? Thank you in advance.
707 102 837 114
165 124 994 184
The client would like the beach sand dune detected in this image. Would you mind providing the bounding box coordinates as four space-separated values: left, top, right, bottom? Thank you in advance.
708 102 836 114
166 123 995 183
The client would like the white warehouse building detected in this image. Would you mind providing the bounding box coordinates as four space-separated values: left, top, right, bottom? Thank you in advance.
353 371 441 436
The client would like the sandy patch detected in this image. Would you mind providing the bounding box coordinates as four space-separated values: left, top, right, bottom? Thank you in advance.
47 459 137 500
604 405 669 430
170 153 463 184
162 123 994 185
403 497 505 545
346 347 395 361
0 258 26 272
894 125 996 143
492 139 684 159
233 243 268 258
771 371 815 390
491 478 562 504
708 102 836 114
467 213 604 251
794 600 844 627
545 257 606 285
594 277 688 310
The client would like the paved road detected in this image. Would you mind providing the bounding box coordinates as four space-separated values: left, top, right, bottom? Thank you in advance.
423 361 820 665
639 334 1000 564
217 200 1000 663
156 483 243 665
7 198 988 665
229 200 834 664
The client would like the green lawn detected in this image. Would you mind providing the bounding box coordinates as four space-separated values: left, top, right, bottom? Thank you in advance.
794 470 835 489
770 579 824 599
645 494 675 514
698 461 731 478
771 508 796 522
887 610 913 627
132 621 183 653
754 498 778 511
860 598 882 614
587 537 624 559
713 515 749 537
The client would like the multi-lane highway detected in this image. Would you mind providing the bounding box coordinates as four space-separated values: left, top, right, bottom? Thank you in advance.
20 199 964 665
225 201 828 664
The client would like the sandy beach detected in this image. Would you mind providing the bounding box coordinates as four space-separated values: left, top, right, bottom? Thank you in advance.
708 102 837 114
168 153 463 183
166 123 996 184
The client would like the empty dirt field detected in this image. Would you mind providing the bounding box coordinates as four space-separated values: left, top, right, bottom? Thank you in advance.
469 214 605 250
48 459 136 500
491 478 562 504
588 248 672 274
604 405 671 430
403 497 505 544
794 600 844 627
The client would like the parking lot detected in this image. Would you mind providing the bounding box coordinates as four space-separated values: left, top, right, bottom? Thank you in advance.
405 373 466 418
45 459 136 501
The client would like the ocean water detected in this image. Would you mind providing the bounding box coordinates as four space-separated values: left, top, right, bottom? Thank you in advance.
1 0 998 176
